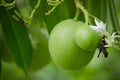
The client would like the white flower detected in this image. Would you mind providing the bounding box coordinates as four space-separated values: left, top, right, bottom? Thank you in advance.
104 38 112 47
90 18 106 34
89 18 120 48
104 32 120 47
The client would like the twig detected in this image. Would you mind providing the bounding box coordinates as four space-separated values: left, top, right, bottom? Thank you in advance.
74 0 89 24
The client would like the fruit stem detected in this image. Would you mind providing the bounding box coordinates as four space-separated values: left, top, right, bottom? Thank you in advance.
74 0 89 24
73 7 80 21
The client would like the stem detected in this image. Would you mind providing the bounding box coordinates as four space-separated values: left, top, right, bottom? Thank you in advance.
108 0 120 32
89 14 101 22
14 10 28 27
74 0 89 24
45 0 63 15
73 8 80 21
29 0 41 24
0 0 16 10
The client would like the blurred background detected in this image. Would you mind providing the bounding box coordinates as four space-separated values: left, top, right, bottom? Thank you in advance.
0 0 120 80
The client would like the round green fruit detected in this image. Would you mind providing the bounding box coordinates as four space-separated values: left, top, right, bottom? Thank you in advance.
49 19 95 70
75 24 100 51
28 26 50 72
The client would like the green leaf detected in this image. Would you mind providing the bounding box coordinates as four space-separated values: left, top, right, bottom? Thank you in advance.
86 0 106 22
0 7 33 72
108 0 120 32
106 1 113 33
0 24 14 62
0 60 1 78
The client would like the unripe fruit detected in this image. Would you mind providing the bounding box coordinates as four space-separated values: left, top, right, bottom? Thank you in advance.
75 24 100 51
49 19 95 70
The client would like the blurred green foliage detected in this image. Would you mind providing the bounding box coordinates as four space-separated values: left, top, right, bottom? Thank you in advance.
1 49 120 80
0 0 120 80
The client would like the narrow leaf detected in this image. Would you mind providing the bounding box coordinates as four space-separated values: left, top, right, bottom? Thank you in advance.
86 0 106 21
0 60 1 78
108 0 120 32
0 8 33 72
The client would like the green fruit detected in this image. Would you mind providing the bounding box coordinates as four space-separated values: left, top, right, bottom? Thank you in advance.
75 24 100 51
49 19 95 70
28 26 50 72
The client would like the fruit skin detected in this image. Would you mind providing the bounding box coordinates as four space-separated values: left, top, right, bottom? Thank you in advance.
28 26 50 72
49 19 95 70
75 24 100 51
